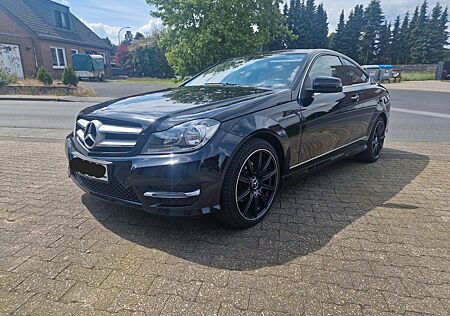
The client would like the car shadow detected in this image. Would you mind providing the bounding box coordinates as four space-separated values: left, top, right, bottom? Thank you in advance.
82 148 429 270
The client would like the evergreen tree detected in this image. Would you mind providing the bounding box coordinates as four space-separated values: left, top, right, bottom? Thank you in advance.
134 32 145 41
441 7 449 49
377 21 391 63
399 12 410 64
283 3 289 17
286 0 302 48
343 5 365 62
409 1 429 63
361 0 384 64
427 4 449 62
301 0 316 48
285 0 328 49
314 3 329 48
330 10 346 51
390 16 402 64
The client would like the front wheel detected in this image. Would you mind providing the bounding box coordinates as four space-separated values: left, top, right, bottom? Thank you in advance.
356 116 386 163
217 139 280 228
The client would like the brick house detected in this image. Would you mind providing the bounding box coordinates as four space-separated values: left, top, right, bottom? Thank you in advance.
0 0 111 79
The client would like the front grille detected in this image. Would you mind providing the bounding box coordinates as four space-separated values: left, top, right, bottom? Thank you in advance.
75 118 142 153
73 172 140 204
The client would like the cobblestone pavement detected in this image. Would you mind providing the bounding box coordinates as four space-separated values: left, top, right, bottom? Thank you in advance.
0 128 449 315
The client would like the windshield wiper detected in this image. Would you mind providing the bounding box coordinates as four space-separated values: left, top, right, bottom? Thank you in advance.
204 82 240 87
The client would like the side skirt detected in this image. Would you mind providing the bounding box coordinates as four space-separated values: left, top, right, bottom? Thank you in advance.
282 143 367 180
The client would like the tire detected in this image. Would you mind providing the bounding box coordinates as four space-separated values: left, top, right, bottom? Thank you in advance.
217 139 280 228
356 116 386 163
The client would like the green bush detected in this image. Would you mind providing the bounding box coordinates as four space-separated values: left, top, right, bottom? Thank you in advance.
0 69 8 86
36 66 53 85
62 66 79 86
0 69 19 86
7 73 19 84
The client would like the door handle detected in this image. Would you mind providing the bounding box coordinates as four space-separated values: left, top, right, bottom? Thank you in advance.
351 94 360 102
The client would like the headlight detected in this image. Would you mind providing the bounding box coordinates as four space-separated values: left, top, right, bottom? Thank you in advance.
141 119 221 154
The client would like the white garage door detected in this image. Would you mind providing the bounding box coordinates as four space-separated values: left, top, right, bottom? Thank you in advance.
0 43 24 79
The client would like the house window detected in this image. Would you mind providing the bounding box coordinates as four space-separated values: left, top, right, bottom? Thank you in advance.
51 47 67 69
55 11 70 29
71 49 78 55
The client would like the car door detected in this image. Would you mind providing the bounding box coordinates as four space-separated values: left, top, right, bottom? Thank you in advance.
297 54 351 164
338 57 380 141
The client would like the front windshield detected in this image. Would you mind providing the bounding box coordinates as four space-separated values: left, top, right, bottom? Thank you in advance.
185 53 307 89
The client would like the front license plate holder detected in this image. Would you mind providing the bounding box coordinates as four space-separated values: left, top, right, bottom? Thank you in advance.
70 153 111 182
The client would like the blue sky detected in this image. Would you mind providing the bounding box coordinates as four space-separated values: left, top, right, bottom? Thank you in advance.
55 0 449 45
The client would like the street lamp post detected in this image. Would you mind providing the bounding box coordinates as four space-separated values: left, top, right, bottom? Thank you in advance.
117 26 131 45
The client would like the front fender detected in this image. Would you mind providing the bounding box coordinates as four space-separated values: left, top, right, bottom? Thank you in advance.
221 113 299 172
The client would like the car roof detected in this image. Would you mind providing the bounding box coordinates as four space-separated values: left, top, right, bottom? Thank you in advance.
271 49 339 55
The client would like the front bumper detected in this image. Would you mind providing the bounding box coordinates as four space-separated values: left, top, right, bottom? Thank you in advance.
66 131 240 216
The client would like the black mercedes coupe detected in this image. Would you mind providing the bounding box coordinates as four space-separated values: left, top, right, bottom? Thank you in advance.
66 49 390 228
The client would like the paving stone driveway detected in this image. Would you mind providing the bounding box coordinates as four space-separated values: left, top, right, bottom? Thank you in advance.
0 128 449 316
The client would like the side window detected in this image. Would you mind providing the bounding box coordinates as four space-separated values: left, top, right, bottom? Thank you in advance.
306 55 343 88
341 58 369 85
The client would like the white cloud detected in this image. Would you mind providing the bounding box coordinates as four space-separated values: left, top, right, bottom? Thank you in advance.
54 0 70 5
81 19 162 44
137 19 163 36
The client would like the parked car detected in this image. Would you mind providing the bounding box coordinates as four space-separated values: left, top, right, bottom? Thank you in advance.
110 63 128 77
66 49 390 228
72 54 105 81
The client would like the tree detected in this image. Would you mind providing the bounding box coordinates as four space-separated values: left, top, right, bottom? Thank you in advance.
134 32 145 41
285 0 327 49
62 66 79 87
114 43 130 67
126 33 174 78
36 67 53 85
361 0 384 64
314 3 329 48
427 3 449 62
390 16 402 64
409 1 429 63
146 0 292 76
343 5 365 62
123 31 133 45
398 12 410 64
330 10 345 51
301 0 316 48
286 0 303 48
377 21 391 63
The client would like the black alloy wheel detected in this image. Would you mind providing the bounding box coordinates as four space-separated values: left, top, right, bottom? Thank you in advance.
218 139 280 228
372 119 385 159
236 148 279 220
356 116 386 163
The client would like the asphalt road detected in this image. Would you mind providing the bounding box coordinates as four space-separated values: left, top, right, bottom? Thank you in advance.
0 89 448 141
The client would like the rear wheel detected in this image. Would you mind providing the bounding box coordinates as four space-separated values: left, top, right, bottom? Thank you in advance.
217 139 280 228
356 116 386 163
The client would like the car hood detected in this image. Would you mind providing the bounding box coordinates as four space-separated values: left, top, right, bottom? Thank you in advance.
79 85 279 131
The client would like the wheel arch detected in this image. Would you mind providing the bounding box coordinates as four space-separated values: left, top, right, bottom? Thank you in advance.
223 129 287 178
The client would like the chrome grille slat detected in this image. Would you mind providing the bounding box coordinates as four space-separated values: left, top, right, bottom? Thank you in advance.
76 129 84 140
75 119 141 151
77 119 89 128
96 140 136 147
98 125 142 134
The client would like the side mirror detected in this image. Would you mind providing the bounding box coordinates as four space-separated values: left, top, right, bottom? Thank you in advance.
311 76 343 93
